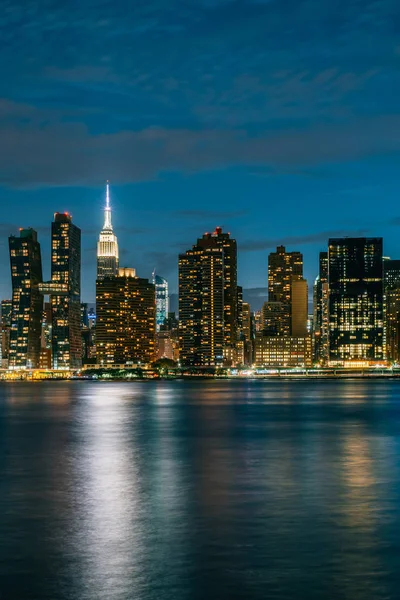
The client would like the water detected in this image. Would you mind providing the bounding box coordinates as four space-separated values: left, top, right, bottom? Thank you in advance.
1 380 400 600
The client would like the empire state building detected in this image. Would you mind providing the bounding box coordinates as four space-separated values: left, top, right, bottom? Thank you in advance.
97 182 119 279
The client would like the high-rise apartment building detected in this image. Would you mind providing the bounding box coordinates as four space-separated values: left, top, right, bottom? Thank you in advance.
97 182 119 280
178 227 238 367
328 237 384 365
267 246 304 335
313 252 329 365
40 213 81 369
197 227 238 353
152 273 169 331
9 229 43 369
96 268 156 366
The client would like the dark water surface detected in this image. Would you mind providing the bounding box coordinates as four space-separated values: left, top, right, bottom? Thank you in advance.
1 380 400 599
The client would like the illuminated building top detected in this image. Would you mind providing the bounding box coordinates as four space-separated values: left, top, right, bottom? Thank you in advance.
97 181 119 280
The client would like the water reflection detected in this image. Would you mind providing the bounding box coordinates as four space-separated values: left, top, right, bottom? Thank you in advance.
0 380 400 599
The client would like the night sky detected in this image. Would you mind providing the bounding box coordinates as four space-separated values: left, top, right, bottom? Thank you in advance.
1 0 400 308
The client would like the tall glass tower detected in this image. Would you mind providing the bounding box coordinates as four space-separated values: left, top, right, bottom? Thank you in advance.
152 272 169 331
97 182 119 280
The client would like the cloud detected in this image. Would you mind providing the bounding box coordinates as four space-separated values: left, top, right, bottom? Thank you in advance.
1 99 400 188
240 229 369 251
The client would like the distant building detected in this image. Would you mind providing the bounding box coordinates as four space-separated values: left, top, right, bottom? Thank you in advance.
328 237 384 366
97 182 119 280
9 229 43 369
152 273 169 331
241 301 253 365
254 334 312 368
313 252 329 365
1 299 12 367
384 259 400 363
96 268 156 366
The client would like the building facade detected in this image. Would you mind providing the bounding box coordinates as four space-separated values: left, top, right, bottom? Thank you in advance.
152 273 169 331
1 299 12 367
179 227 238 367
384 259 400 363
313 252 329 365
267 246 304 335
254 335 312 368
328 237 384 366
9 229 43 369
97 182 119 280
47 213 82 369
96 268 156 366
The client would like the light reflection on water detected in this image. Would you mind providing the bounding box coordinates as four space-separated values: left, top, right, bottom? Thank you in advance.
1 380 400 599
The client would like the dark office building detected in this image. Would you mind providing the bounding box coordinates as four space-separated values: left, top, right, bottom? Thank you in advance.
9 228 43 369
47 213 81 369
313 252 329 364
328 237 384 365
179 227 238 367
96 268 156 366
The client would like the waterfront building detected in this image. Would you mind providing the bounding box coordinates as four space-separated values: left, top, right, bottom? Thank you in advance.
39 213 82 370
254 334 312 368
179 227 238 367
8 229 43 369
328 237 384 366
267 246 304 335
152 273 169 331
1 299 12 367
97 182 119 280
96 268 156 366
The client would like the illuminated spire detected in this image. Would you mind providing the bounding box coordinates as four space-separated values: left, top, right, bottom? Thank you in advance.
97 180 119 279
103 180 112 230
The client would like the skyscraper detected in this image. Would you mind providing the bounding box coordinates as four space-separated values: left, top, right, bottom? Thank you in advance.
384 259 400 363
267 246 304 335
97 182 119 280
152 273 169 331
178 227 238 367
313 252 329 364
328 237 384 365
96 268 156 366
9 229 43 369
40 213 81 370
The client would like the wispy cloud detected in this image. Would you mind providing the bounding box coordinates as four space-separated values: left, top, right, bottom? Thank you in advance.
241 229 370 252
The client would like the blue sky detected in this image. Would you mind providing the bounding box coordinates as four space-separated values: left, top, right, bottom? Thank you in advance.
0 0 400 307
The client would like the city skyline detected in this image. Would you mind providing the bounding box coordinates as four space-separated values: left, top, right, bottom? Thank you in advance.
1 0 400 305
1 185 399 309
